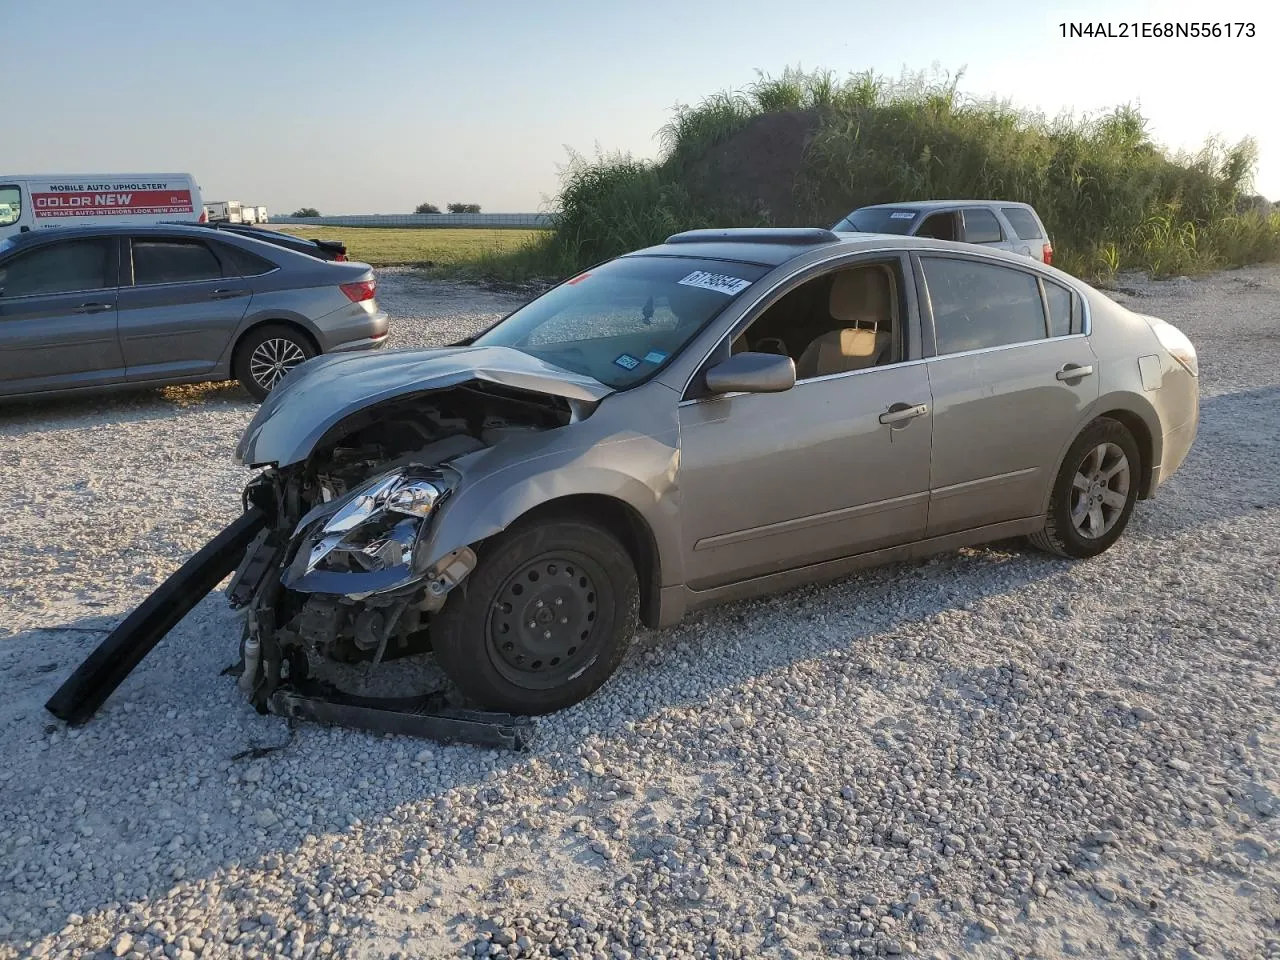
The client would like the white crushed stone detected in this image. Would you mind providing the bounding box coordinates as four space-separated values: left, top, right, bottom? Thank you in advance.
0 264 1277 960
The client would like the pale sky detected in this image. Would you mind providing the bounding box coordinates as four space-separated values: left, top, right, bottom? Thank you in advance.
2 0 1274 214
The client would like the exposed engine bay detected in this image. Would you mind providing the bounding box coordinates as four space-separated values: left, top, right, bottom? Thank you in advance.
230 382 581 731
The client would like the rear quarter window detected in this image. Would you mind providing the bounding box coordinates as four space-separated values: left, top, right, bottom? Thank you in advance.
220 242 278 276
1001 207 1045 240
1043 279 1077 337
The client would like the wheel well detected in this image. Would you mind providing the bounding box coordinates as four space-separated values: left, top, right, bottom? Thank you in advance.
1097 409 1155 499
232 319 320 368
515 494 662 628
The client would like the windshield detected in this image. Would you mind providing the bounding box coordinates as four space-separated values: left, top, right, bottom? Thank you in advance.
473 255 769 388
833 207 920 235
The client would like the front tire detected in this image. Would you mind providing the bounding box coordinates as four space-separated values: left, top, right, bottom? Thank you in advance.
431 519 638 714
234 323 316 401
1029 418 1141 559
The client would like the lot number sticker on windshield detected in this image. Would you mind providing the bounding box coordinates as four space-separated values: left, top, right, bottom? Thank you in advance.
643 350 667 364
678 270 752 296
614 353 641 370
890 211 915 219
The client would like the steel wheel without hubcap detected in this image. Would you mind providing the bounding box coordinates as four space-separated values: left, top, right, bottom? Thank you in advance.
1070 442 1131 539
249 338 308 392
487 552 604 689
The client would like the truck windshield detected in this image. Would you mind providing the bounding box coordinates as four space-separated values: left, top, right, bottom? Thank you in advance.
473 255 769 389
0 185 21 227
833 207 920 235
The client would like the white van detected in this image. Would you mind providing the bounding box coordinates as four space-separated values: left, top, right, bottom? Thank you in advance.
0 173 203 241
241 205 258 225
255 206 269 224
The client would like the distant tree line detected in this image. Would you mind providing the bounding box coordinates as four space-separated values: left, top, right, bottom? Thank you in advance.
415 202 482 214
291 207 320 217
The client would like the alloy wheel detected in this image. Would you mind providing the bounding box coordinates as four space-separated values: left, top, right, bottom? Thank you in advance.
248 338 308 391
1070 441 1131 539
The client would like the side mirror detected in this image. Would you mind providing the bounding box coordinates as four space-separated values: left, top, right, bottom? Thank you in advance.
703 351 796 395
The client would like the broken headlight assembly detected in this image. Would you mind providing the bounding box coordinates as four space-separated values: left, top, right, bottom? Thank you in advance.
282 468 451 596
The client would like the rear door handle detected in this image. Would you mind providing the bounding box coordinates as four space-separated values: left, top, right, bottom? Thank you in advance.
1056 363 1094 381
210 288 247 300
74 302 113 314
879 402 929 425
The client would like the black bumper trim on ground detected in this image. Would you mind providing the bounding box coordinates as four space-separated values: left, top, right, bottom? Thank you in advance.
45 508 268 726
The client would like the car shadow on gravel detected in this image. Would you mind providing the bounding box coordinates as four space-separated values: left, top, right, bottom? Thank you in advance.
0 381 256 436
3 386 1276 947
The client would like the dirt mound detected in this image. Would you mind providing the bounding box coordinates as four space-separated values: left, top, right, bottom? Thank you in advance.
684 108 820 226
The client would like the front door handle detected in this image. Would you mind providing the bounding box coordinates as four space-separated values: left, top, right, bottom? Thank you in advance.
210 288 247 300
879 402 929 425
1056 363 1094 381
74 301 112 314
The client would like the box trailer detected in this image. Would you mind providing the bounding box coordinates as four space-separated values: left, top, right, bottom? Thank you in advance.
205 200 243 224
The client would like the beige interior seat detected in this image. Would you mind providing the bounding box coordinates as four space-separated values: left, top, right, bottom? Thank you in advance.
795 268 894 379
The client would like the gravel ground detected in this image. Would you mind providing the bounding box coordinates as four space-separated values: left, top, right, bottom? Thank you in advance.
1 265 1277 960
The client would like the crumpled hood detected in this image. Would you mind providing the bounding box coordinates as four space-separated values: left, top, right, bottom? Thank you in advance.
235 345 612 467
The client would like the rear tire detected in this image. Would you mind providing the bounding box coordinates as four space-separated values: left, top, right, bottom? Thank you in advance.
234 323 316 401
1029 418 1141 559
431 519 638 715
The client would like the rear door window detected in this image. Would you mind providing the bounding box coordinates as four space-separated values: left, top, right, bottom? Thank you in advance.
922 256 1048 353
961 208 1003 244
0 239 113 298
915 212 958 241
0 184 21 227
131 239 225 285
1001 207 1045 240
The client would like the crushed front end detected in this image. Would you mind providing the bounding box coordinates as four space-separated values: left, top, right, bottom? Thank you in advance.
225 381 590 748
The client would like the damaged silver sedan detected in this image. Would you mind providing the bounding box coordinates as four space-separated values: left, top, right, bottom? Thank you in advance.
49 228 1199 742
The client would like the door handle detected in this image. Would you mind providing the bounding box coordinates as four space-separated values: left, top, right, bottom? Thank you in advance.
1056 363 1094 381
210 288 246 300
879 402 929 425
74 302 112 314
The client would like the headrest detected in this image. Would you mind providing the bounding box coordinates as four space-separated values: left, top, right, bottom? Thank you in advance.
829 267 892 326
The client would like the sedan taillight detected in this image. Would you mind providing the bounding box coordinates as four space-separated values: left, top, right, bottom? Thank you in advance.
340 278 376 302
1042 242 1053 265
334 253 348 262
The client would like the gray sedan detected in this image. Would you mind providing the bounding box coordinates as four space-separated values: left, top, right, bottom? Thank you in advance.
51 226 1200 737
0 223 387 402
210 226 1198 720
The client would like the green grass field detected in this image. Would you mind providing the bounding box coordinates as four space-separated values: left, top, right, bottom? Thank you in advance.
274 225 547 270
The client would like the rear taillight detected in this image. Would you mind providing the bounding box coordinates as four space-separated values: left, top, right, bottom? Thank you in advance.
334 253 347 261
198 210 208 223
1146 316 1198 377
340 278 375 302
1042 242 1053 265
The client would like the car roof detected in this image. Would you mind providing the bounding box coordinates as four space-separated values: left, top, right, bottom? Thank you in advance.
857 199 1035 211
6 223 229 244
626 227 1056 269
627 228 847 267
